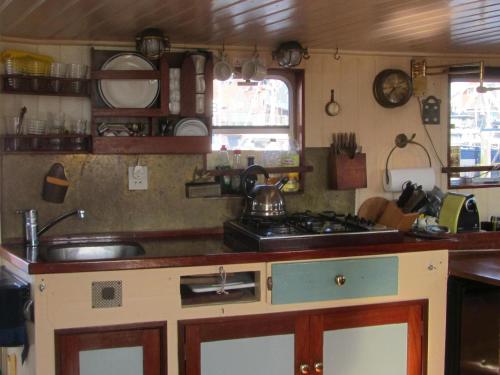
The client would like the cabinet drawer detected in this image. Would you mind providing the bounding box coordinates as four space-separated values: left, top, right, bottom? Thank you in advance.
271 257 398 304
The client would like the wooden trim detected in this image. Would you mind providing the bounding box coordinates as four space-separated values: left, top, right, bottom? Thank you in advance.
312 300 428 375
442 166 497 172
91 70 161 79
1 236 454 275
179 311 303 375
55 321 167 375
92 136 211 154
160 55 169 115
207 165 313 176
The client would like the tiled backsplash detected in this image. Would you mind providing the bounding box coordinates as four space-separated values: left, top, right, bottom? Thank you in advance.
1 148 354 240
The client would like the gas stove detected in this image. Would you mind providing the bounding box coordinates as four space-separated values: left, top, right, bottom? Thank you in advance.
223 211 403 251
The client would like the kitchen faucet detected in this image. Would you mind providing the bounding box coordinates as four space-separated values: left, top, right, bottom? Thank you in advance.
20 209 85 247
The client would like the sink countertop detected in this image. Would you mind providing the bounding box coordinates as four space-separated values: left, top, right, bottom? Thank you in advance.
1 229 499 275
0 228 500 274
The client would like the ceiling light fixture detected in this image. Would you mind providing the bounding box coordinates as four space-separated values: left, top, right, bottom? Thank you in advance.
272 41 310 68
135 28 170 61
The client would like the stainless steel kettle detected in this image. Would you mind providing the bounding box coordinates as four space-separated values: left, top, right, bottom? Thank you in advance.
240 165 288 217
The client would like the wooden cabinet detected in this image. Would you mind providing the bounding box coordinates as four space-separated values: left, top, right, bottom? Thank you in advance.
55 322 167 375
179 301 426 375
90 49 212 154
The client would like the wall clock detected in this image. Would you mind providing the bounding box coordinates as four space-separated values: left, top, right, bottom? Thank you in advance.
373 69 413 108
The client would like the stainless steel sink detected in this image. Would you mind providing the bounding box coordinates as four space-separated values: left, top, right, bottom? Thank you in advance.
39 242 145 262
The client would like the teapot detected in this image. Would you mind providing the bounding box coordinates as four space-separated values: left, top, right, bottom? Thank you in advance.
240 165 288 217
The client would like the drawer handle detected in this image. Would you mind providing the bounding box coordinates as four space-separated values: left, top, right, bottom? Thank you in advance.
335 274 346 286
300 364 310 374
314 362 323 373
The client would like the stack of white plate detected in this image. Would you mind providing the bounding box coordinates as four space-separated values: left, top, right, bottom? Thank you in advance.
173 118 208 136
98 53 159 108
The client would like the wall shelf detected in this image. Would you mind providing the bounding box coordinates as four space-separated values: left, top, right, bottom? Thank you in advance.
1 74 90 97
1 135 91 153
207 165 314 176
92 136 210 154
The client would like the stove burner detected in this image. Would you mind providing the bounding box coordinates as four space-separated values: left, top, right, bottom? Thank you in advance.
224 211 403 252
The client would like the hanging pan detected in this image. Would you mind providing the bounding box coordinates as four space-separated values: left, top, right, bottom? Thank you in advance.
325 89 340 116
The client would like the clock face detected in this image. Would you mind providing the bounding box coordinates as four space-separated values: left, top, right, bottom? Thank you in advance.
373 69 413 108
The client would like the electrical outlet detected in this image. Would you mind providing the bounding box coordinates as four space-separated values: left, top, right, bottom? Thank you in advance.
128 166 148 190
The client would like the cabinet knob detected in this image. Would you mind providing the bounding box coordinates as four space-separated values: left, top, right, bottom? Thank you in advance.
335 274 346 286
300 364 310 374
314 362 323 373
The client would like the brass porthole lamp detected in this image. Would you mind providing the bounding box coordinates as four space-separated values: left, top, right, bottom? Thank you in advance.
135 28 170 61
272 41 310 68
410 59 496 95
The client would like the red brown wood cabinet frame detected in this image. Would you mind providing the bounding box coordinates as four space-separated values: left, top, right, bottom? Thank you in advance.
179 300 427 375
55 321 167 375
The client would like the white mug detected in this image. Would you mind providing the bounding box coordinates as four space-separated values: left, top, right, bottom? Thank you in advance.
242 57 267 81
191 54 206 74
214 57 233 81
169 79 180 91
170 89 180 101
196 75 206 93
169 68 181 80
195 94 205 114
169 101 180 114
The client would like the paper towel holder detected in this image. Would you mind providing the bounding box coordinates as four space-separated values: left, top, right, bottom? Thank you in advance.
385 133 432 184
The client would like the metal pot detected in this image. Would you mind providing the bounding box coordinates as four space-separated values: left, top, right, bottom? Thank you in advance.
241 165 288 217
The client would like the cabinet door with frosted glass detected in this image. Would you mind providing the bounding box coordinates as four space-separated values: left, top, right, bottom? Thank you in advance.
55 322 167 375
179 312 308 375
309 301 425 375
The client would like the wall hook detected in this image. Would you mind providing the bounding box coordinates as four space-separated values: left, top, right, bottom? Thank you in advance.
333 47 341 61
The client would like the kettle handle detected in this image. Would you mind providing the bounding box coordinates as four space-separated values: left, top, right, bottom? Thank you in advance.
240 165 269 199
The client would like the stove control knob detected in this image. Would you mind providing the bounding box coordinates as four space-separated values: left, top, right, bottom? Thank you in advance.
300 364 310 374
335 275 346 286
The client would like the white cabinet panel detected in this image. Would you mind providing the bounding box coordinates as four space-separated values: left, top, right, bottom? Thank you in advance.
323 323 407 375
79 346 144 375
201 334 294 375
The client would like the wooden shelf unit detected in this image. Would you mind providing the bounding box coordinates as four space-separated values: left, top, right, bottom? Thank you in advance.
90 48 212 154
207 165 314 176
2 135 91 153
1 74 90 97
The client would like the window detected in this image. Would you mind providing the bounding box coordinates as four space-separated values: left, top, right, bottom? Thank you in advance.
448 70 500 188
211 69 303 153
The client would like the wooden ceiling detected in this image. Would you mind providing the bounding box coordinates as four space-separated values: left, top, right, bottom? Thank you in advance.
1 0 500 54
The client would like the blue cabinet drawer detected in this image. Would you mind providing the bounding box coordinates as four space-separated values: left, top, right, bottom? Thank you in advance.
271 257 398 304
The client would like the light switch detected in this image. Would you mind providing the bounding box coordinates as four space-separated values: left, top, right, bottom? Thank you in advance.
128 166 148 190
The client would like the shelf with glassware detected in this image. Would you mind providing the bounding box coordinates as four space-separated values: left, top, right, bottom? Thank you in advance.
1 74 90 97
204 165 314 196
1 134 91 154
90 48 213 154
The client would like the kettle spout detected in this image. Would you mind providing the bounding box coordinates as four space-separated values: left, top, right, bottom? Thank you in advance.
275 176 289 191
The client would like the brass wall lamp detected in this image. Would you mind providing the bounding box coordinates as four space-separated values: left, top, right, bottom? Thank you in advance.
410 59 498 95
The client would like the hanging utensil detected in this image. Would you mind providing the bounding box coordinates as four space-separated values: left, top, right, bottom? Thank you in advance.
325 89 340 116
17 106 27 135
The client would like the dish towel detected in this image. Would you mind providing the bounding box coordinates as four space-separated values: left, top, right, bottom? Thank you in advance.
0 325 29 363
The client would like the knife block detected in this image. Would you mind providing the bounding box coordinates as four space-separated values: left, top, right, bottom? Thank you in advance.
328 152 367 190
378 201 419 232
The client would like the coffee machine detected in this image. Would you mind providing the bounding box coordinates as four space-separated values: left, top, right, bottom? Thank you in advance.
438 193 480 233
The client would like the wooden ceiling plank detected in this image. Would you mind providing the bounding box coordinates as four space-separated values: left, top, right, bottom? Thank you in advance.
0 0 44 31
0 0 14 14
198 4 299 44
98 1 198 42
